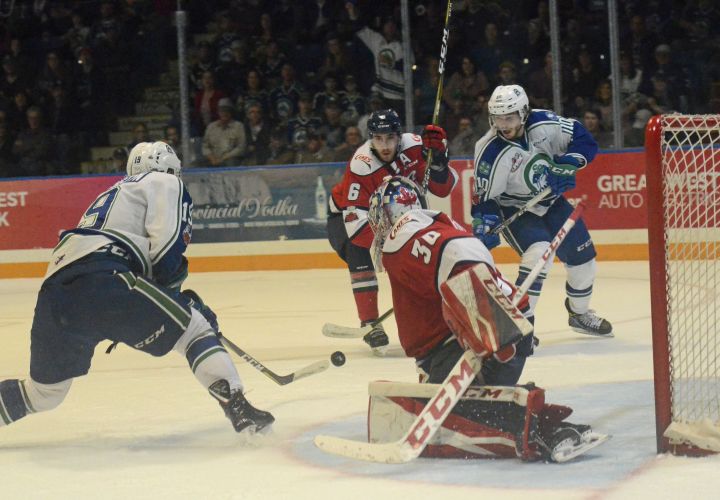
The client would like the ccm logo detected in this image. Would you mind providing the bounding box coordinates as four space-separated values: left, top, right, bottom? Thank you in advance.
135 324 165 348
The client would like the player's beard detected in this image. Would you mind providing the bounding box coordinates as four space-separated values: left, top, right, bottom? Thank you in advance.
499 125 523 140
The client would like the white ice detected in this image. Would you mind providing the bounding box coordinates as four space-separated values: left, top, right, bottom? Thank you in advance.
0 262 718 500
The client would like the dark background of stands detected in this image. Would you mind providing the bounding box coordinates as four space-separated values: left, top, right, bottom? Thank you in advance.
0 0 717 178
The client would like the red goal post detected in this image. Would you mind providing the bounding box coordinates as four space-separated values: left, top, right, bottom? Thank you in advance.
645 114 720 455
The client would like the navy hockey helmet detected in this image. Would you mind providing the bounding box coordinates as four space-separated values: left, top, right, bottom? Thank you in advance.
367 109 401 138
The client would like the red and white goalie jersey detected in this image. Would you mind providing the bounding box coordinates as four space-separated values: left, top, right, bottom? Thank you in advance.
329 133 457 248
381 209 513 359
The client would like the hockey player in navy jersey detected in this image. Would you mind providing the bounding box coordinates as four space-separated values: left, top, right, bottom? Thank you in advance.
0 141 274 434
472 85 612 337
327 109 457 355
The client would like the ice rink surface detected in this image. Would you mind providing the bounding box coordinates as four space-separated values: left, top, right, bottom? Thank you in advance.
1 261 718 500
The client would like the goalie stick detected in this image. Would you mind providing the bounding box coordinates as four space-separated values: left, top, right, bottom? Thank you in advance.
321 307 395 339
220 334 329 386
314 203 587 462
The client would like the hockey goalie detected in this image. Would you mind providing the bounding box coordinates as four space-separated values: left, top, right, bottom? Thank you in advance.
361 176 608 463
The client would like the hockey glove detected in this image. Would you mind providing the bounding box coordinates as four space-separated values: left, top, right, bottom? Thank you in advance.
181 289 219 332
544 155 579 196
422 124 450 177
472 214 501 250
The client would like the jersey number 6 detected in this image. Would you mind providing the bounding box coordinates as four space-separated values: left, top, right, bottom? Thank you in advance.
410 231 440 264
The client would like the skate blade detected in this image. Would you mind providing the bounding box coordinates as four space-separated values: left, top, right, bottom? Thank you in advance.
570 326 615 338
552 433 610 463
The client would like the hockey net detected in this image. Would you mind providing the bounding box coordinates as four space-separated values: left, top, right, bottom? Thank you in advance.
645 114 720 455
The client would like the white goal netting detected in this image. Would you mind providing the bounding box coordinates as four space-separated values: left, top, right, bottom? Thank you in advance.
658 115 720 452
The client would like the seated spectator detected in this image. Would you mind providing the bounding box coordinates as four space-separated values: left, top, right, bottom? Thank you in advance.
340 74 366 127
527 51 554 109
12 106 57 177
318 97 345 149
0 56 29 103
36 51 73 98
638 44 686 110
358 93 385 139
0 123 17 177
295 131 333 164
444 56 489 111
217 40 252 94
266 127 295 165
243 103 271 166
194 70 227 133
6 90 32 131
189 41 218 91
470 92 491 136
269 63 303 125
163 125 183 162
624 108 652 148
645 75 678 114
617 52 643 104
127 122 151 151
333 125 363 162
313 73 345 114
257 41 287 89
569 48 606 102
236 69 269 118
414 56 440 125
590 79 614 129
202 98 246 167
287 93 322 151
449 116 476 157
495 60 518 87
317 32 353 84
582 109 614 149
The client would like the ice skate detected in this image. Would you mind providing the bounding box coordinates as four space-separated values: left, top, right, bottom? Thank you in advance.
565 298 613 337
362 322 389 356
545 422 610 463
208 380 275 434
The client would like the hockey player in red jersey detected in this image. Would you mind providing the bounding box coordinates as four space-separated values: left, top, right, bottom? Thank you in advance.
364 176 609 462
327 109 457 355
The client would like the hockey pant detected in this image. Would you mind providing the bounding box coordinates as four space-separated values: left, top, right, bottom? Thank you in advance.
368 381 576 461
327 212 378 323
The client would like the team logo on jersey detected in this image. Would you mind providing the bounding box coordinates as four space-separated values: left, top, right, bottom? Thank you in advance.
476 160 491 176
523 153 552 193
510 152 524 172
344 212 359 223
378 48 396 69
182 224 192 246
355 153 372 165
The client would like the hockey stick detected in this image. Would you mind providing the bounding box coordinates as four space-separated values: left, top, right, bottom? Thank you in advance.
513 201 586 301
421 0 453 195
314 349 481 463
220 335 329 386
489 187 552 235
322 307 395 339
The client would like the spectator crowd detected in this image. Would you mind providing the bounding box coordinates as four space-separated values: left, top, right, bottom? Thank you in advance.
0 0 719 177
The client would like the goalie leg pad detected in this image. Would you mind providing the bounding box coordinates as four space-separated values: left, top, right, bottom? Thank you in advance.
440 263 533 358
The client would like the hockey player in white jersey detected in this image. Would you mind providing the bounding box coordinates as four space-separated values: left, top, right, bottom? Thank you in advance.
0 141 274 434
472 85 612 337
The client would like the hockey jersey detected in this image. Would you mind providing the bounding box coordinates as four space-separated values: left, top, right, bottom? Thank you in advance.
330 133 456 248
45 171 193 283
473 109 598 216
381 209 498 359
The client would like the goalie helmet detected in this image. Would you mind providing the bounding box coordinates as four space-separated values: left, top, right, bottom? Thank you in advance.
368 176 422 241
126 141 182 177
488 84 530 126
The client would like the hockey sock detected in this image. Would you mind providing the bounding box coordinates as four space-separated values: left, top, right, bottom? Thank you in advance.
350 270 379 323
0 380 31 426
565 259 596 313
518 242 554 315
175 309 243 392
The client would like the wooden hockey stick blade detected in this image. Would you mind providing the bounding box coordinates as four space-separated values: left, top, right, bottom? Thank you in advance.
321 308 394 339
314 350 481 463
490 187 552 235
220 336 329 386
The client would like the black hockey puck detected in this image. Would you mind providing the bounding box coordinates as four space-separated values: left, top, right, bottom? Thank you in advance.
330 351 346 367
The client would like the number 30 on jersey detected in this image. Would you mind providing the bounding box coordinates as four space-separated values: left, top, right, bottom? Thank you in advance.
411 231 440 264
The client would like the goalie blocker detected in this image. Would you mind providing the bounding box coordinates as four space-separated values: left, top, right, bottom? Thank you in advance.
368 381 608 462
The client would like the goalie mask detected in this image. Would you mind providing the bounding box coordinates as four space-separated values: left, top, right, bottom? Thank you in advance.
126 141 182 177
368 176 423 243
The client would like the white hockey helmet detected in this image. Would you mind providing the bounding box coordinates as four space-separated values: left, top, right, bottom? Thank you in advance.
488 85 530 126
126 142 151 176
368 176 423 242
126 141 181 177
